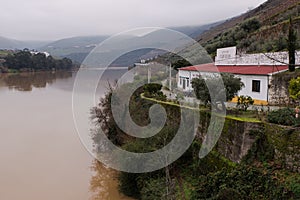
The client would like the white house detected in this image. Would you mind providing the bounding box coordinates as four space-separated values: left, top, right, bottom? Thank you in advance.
177 47 294 105
178 63 289 105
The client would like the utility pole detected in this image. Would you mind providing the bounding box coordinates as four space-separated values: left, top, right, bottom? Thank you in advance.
169 64 172 91
148 64 151 84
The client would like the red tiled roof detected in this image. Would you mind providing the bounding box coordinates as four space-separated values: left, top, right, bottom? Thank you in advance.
179 63 289 75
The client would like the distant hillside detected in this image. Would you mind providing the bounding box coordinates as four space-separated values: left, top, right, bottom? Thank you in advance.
0 36 50 49
39 35 109 61
0 36 26 49
42 35 109 49
169 21 224 38
197 0 300 57
157 0 300 64
38 22 220 66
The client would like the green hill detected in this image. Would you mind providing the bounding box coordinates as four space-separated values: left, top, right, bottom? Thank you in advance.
157 0 300 64
198 0 300 57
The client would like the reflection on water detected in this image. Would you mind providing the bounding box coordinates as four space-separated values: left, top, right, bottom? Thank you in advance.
0 71 73 91
90 161 134 200
0 70 133 200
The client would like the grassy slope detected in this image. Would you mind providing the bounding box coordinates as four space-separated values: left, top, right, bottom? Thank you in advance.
198 0 299 44
199 0 300 55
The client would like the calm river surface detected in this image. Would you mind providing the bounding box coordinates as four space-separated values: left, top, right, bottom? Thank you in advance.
0 70 133 200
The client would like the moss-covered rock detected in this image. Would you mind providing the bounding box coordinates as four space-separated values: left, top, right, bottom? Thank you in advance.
265 123 300 172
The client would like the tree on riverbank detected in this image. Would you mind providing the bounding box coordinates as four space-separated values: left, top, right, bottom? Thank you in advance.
3 49 75 71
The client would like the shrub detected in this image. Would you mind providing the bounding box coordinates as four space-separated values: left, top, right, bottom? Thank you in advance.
144 83 162 94
236 95 254 111
290 181 300 199
289 77 300 101
216 188 243 200
140 178 167 200
118 172 141 198
144 83 167 101
240 18 261 33
267 108 296 126
191 165 289 199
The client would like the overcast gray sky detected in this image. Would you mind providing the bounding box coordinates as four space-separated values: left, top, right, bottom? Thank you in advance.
0 0 267 41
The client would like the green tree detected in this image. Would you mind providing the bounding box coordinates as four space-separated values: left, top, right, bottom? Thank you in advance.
3 50 75 71
13 51 32 69
240 18 261 33
192 73 244 109
60 57 73 69
46 56 56 70
32 53 47 70
3 54 16 69
288 17 297 72
289 77 300 100
143 83 166 100
171 59 191 71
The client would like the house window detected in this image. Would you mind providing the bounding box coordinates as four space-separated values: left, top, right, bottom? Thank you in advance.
180 77 182 85
252 80 261 92
186 78 190 87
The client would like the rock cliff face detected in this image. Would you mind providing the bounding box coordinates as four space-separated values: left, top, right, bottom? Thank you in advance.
144 97 300 172
216 120 260 163
198 113 300 172
198 116 259 163
265 124 300 173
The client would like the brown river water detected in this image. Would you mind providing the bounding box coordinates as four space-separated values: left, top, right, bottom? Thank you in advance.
0 71 133 200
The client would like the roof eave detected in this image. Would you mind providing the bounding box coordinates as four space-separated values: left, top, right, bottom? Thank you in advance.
268 69 289 76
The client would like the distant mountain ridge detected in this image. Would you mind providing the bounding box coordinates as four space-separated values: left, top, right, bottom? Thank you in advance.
0 36 50 49
0 36 23 49
38 35 109 63
0 21 222 66
35 22 222 65
0 20 225 67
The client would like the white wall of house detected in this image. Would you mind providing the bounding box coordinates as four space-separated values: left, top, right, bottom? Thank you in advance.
178 70 192 91
178 70 211 91
178 69 270 102
236 75 269 102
